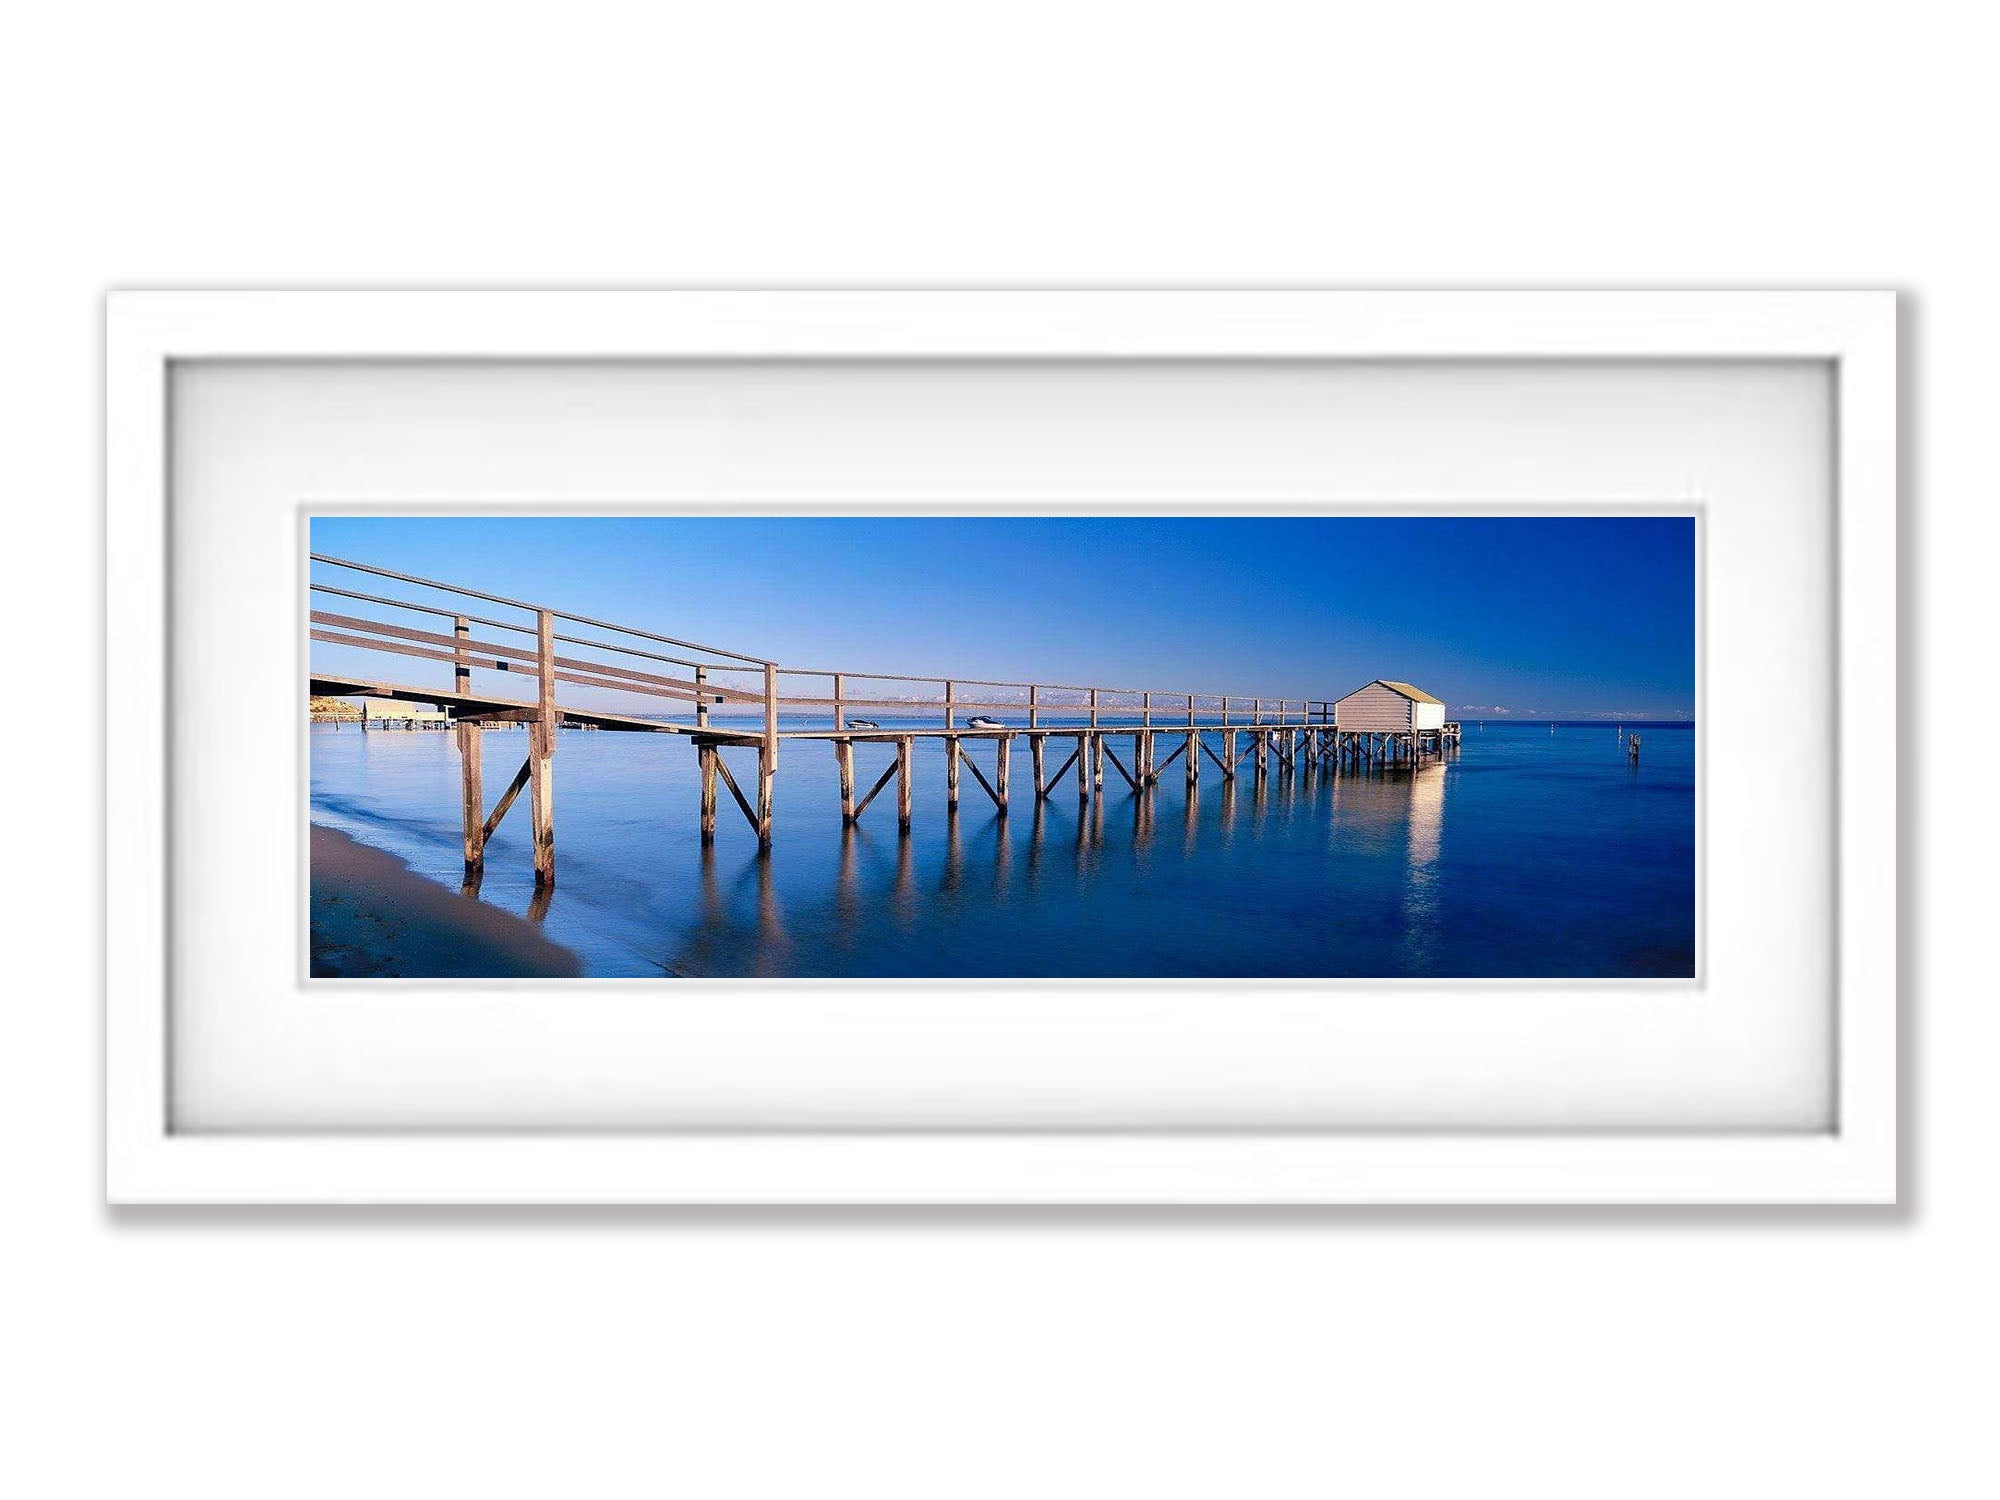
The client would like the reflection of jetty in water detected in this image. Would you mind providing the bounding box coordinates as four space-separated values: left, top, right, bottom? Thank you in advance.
654 745 1457 977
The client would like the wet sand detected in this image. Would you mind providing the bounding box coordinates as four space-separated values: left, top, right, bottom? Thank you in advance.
310 824 583 978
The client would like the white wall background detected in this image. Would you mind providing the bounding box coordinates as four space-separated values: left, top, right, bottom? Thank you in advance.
1 4 1985 1497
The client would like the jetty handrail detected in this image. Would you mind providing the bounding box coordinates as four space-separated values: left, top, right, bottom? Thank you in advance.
308 553 1339 730
309 553 774 666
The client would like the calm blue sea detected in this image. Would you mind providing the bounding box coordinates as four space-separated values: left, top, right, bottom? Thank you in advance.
309 719 1695 979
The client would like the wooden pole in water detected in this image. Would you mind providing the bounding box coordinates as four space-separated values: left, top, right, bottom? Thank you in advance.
835 739 855 826
1076 733 1089 800
457 719 483 868
757 662 777 851
699 744 718 844
530 608 557 887
1089 689 1102 789
1187 729 1199 791
946 735 961 812
995 736 1011 815
896 735 913 833
452 614 484 868
1031 734 1046 800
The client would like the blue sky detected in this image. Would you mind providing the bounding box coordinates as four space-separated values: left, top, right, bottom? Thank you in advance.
310 515 1695 718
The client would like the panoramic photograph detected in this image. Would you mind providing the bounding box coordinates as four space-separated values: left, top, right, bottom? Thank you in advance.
306 514 1696 980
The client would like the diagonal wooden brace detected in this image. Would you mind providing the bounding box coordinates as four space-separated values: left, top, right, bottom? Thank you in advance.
850 757 901 823
1099 742 1140 791
481 756 534 842
1039 746 1080 799
961 748 1004 810
711 752 763 836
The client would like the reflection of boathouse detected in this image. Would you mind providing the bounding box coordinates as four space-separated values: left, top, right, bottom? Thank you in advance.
1332 680 1459 763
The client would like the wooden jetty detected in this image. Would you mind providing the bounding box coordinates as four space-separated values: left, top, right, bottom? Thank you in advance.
308 554 1460 886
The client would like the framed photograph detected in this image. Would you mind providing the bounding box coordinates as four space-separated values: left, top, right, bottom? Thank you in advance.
107 290 1895 1203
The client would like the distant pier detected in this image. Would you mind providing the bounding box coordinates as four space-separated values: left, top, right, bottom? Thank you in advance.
307 554 1459 886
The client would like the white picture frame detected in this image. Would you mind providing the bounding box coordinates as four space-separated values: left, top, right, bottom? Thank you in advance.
107 290 1896 1204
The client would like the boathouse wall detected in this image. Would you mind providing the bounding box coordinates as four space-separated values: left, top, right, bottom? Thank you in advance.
1332 682 1415 733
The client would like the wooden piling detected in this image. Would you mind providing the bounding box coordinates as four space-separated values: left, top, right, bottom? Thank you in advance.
757 662 777 851
530 608 557 887
946 736 961 813
699 743 718 844
1031 735 1046 800
456 719 483 867
995 736 1011 815
1076 733 1089 800
896 735 913 832
835 740 855 825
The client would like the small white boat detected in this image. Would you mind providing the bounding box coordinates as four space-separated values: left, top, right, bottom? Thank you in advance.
966 716 1005 729
847 718 881 729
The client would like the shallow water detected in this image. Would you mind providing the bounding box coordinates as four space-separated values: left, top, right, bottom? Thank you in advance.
309 720 1695 979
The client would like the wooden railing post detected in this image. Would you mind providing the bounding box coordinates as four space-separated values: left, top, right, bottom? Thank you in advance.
695 665 709 730
832 671 844 733
530 607 557 887
453 614 471 695
758 663 777 850
945 679 955 732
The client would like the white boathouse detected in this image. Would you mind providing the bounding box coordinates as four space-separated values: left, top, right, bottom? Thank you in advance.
1331 680 1457 764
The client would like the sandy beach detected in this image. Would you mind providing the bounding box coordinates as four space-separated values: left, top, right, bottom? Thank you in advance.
310 824 583 978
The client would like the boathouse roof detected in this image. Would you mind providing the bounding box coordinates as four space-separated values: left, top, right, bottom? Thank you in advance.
1338 679 1445 706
